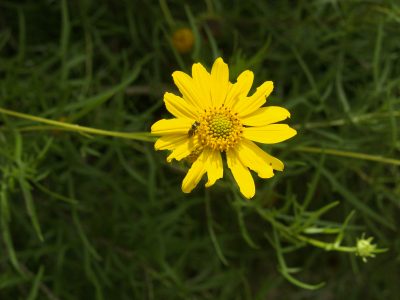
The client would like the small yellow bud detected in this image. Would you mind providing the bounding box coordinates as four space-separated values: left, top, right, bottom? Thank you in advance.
172 28 194 54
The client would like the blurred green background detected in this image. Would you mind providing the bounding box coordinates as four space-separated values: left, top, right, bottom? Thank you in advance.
0 0 399 299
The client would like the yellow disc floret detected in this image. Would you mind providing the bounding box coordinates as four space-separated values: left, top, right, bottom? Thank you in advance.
197 105 243 152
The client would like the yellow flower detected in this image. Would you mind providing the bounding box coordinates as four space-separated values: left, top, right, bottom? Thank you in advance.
151 58 297 199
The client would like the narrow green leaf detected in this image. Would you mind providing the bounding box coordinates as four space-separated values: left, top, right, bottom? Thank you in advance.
1 184 22 273
27 266 44 300
72 209 101 260
184 5 201 61
313 162 394 229
18 176 44 241
234 199 260 249
272 229 325 290
205 191 229 266
70 55 151 121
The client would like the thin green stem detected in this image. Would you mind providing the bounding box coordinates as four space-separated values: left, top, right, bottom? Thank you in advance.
295 146 400 166
0 107 155 142
294 234 355 253
299 110 400 129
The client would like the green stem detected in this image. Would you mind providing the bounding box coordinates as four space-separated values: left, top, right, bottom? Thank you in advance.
299 110 400 129
296 146 400 166
294 234 355 253
0 107 155 142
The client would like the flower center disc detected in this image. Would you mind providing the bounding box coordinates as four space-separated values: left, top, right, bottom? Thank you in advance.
197 106 243 152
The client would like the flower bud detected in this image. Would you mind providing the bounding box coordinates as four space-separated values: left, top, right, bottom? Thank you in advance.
171 28 194 54
355 235 377 262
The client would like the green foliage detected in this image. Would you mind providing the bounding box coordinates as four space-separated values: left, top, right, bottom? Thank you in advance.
0 0 399 299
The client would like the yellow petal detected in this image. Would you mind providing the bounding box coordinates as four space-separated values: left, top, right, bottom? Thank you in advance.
205 149 223 187
154 134 187 150
224 70 254 108
182 150 207 193
172 71 203 110
164 92 198 120
237 139 284 178
227 149 255 199
243 140 284 171
236 141 273 178
192 63 213 108
234 81 274 117
242 106 291 126
151 119 193 135
243 124 297 144
167 135 200 162
210 57 229 107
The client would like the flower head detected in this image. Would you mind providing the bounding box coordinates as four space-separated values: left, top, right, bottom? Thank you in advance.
151 58 297 198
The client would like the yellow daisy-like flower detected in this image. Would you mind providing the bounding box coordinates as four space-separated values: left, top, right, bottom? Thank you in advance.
151 58 297 199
